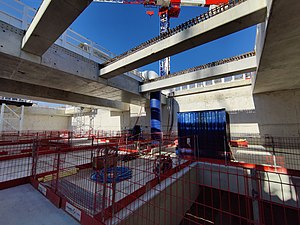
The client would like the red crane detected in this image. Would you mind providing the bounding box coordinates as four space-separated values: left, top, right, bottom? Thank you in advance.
94 0 229 18
94 0 229 141
93 0 229 75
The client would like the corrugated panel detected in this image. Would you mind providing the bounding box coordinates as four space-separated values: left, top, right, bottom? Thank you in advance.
177 109 230 159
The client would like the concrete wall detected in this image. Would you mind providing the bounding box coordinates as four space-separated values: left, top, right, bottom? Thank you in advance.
4 83 295 135
198 161 299 208
253 90 300 137
1 105 71 132
108 161 299 225
23 106 70 131
170 86 300 137
116 103 173 134
23 114 69 131
172 85 259 135
104 105 151 133
77 84 300 138
93 109 122 132
114 164 199 225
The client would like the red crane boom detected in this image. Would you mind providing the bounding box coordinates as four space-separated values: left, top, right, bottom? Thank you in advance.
93 0 229 17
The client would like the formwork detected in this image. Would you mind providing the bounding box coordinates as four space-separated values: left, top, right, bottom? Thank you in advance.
1 131 300 225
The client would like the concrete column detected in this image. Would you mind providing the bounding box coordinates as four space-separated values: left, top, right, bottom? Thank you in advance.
0 104 5 133
19 105 25 135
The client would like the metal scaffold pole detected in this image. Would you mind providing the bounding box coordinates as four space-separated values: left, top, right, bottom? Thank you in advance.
19 105 24 135
0 103 4 133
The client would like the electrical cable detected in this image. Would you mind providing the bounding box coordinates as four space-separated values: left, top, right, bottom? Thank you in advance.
91 166 132 183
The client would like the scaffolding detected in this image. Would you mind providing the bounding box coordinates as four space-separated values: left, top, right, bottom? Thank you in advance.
0 103 24 134
72 107 97 137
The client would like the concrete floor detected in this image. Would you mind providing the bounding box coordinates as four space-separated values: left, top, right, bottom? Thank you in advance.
0 184 80 225
231 145 300 170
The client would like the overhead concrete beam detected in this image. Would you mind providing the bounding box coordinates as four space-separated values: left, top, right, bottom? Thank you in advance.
140 56 257 92
0 78 130 111
0 21 145 107
253 0 300 93
22 0 92 56
100 0 267 79
172 79 252 97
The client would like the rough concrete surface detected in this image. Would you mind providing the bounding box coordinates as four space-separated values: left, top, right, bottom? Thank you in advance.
0 184 80 225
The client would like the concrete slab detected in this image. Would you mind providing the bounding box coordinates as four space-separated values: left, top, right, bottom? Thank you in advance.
0 184 80 225
100 0 267 78
0 21 145 109
140 56 256 92
22 0 92 56
173 79 251 97
0 77 130 111
254 0 300 93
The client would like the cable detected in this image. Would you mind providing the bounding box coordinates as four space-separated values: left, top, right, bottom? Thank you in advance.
91 166 132 183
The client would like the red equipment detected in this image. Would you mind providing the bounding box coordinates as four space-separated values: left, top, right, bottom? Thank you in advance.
93 0 229 17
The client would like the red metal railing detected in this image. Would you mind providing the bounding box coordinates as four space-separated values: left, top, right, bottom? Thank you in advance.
1 132 300 225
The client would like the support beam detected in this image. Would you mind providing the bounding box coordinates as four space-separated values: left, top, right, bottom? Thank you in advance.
22 0 92 56
140 56 256 92
0 20 145 107
100 0 267 79
172 79 251 97
253 0 300 93
0 78 130 111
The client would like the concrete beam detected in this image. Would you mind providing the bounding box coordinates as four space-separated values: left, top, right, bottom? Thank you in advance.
0 21 145 107
173 79 251 97
100 0 267 79
140 56 256 92
22 0 92 56
0 78 130 111
253 0 300 93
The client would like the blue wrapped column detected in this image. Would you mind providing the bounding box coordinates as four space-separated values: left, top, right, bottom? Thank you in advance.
150 91 161 141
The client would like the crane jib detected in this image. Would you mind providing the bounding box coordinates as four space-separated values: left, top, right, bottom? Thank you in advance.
93 0 229 7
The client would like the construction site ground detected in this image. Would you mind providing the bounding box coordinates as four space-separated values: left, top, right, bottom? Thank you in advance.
0 184 80 225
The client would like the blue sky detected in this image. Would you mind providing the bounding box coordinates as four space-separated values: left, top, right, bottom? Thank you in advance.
22 0 256 73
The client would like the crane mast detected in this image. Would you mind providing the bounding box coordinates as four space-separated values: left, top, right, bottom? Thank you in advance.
93 0 229 76
159 9 170 77
93 0 229 141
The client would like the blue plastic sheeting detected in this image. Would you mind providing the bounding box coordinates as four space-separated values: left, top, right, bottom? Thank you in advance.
150 91 162 141
91 167 132 183
177 109 230 159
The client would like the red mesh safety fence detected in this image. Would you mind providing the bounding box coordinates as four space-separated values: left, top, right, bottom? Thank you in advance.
1 132 300 225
